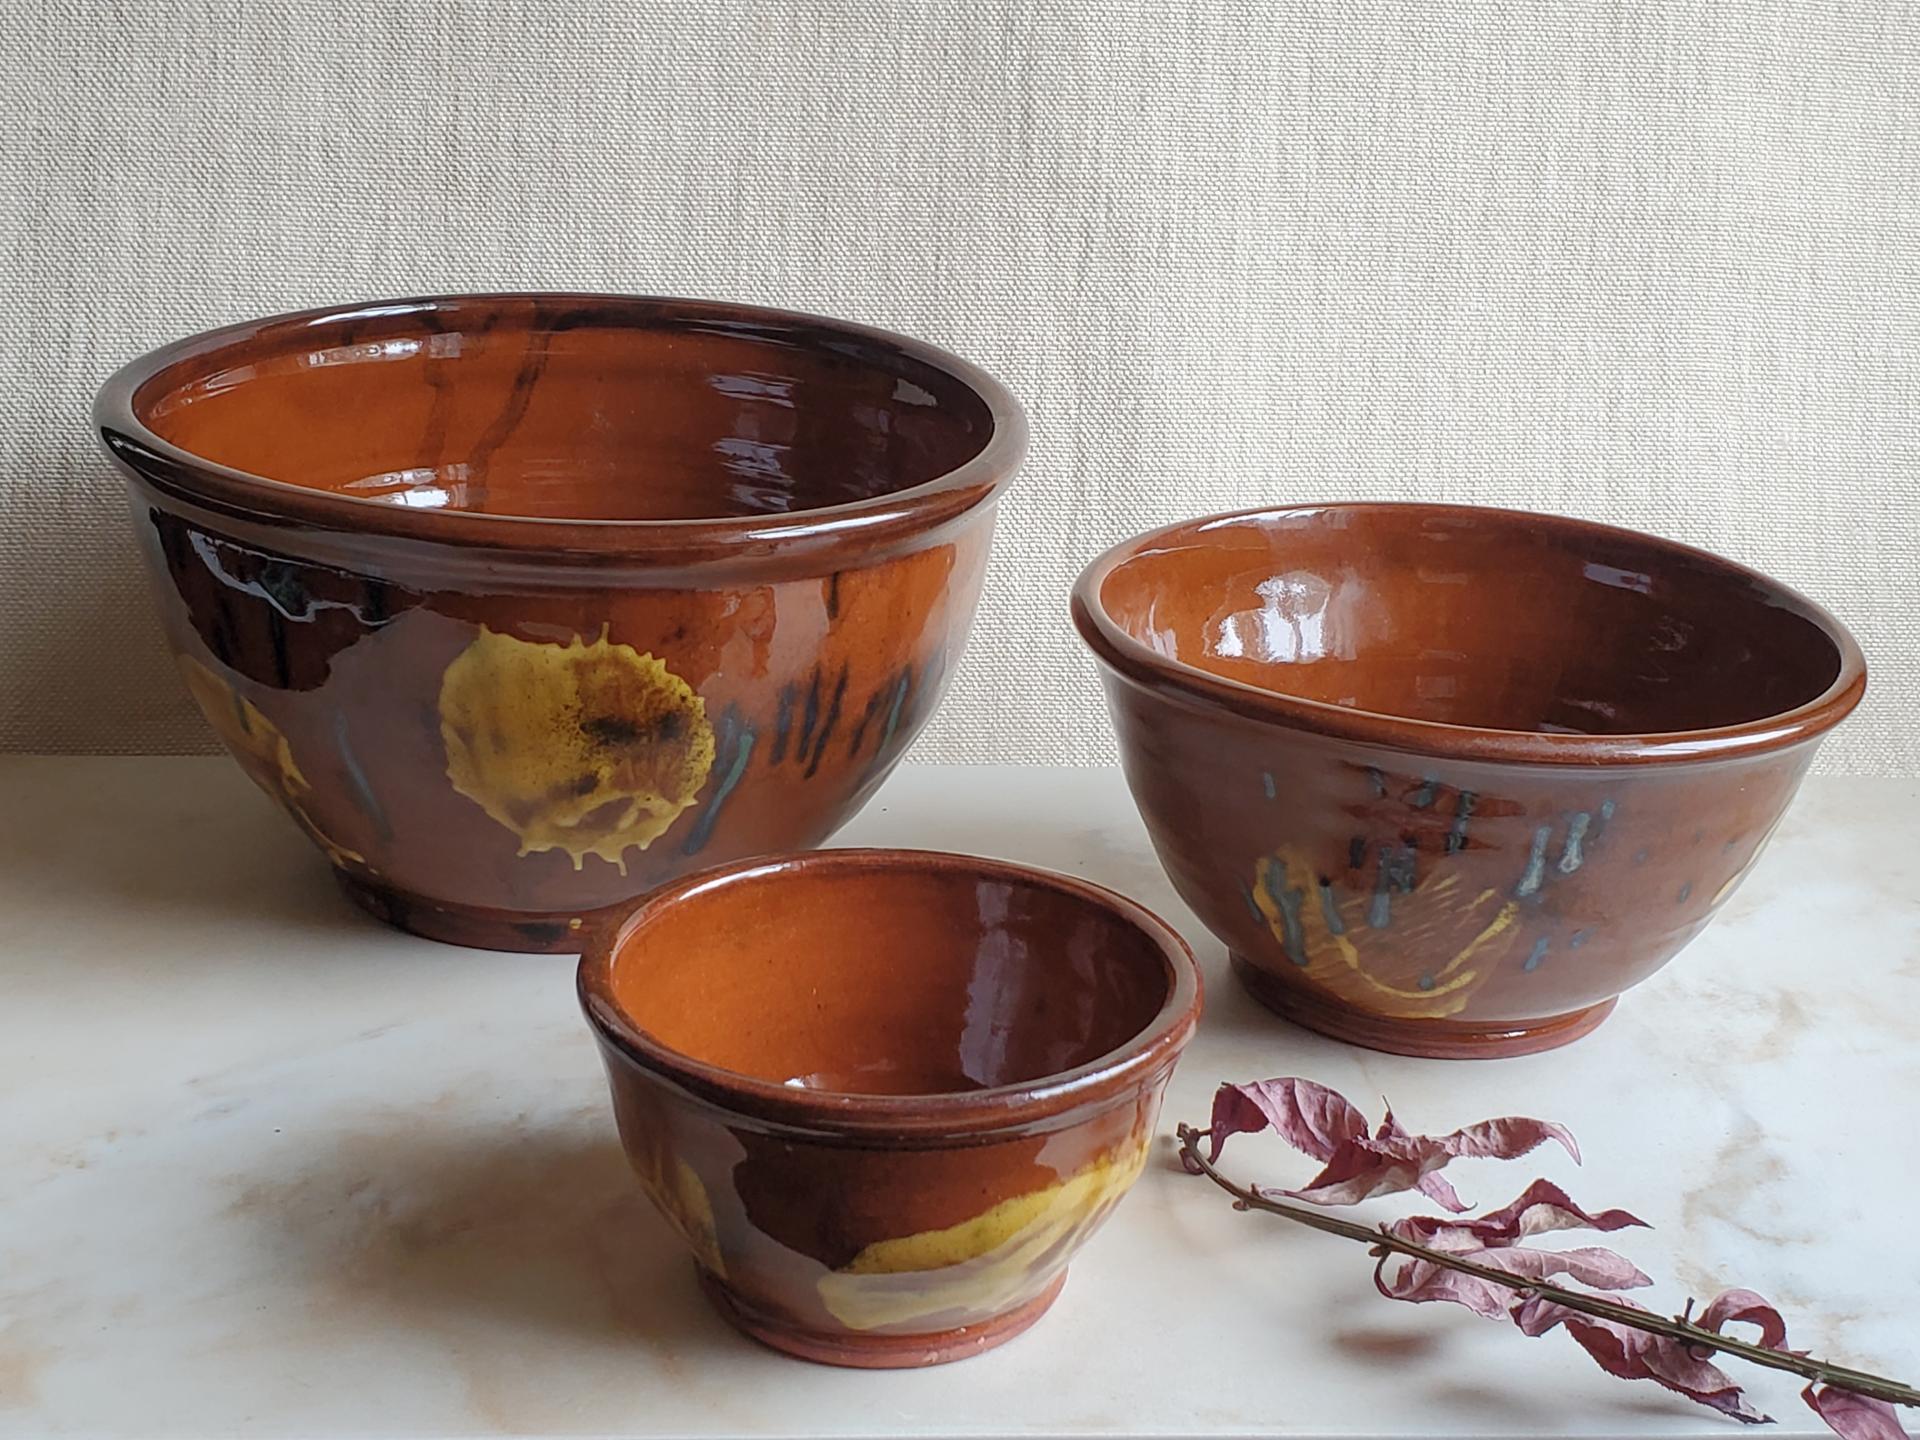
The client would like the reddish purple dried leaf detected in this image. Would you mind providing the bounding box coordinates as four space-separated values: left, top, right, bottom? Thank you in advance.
1687 1296 1911 1440
1205 1078 1367 1164
1280 1105 1581 1211
1204 1077 1916 1439
1205 1080 1581 1207
1376 1109 1472 1211
1376 1245 1649 1322
1393 1179 1649 1252
1415 1171 1468 1212
1374 1256 1514 1320
1281 1136 1468 1210
1434 1113 1583 1167
1512 1297 1771 1424
1805 1385 1914 1440
1699 1288 1790 1352
1477 1245 1652 1290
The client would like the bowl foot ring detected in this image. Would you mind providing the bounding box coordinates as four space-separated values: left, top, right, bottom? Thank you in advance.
696 1264 1068 1368
1230 953 1618 1059
333 871 618 954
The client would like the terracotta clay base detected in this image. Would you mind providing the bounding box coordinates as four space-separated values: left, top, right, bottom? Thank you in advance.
1230 954 1619 1059
336 872 618 954
697 1265 1068 1369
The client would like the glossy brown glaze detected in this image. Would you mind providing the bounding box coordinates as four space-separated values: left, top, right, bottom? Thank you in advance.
1073 504 1865 1059
578 849 1201 1366
96 295 1024 951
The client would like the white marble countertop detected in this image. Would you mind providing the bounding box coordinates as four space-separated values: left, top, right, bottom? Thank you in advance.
2 758 1915 1439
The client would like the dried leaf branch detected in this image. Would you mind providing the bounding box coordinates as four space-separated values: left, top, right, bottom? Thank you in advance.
1177 1078 1918 1438
1177 1124 1917 1408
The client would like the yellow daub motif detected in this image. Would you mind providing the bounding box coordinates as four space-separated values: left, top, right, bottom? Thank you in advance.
817 1135 1148 1332
177 655 366 868
438 627 715 872
632 1148 726 1279
1250 849 1519 1020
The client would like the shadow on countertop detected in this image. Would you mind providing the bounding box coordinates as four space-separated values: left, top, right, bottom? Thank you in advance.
221 1120 734 1364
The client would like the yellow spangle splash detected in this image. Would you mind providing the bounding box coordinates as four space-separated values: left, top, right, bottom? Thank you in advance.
817 1134 1148 1332
177 655 366 868
438 627 715 872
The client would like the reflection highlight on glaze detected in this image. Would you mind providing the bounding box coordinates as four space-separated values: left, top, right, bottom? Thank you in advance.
1208 572 1343 664
343 464 472 510
956 882 1028 1086
1582 562 1654 594
303 337 424 368
187 530 386 624
708 371 796 405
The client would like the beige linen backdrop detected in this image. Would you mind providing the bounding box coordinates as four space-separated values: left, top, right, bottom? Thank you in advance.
2 1 1913 770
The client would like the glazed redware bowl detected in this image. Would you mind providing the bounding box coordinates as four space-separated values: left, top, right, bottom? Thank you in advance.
96 295 1023 950
578 848 1201 1367
1073 504 1864 1059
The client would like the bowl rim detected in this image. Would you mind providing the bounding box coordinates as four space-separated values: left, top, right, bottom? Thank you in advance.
1070 502 1868 767
577 847 1203 1142
93 292 1027 566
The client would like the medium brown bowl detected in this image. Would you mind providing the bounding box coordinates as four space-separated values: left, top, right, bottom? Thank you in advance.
1072 503 1865 1059
95 295 1024 951
577 848 1201 1367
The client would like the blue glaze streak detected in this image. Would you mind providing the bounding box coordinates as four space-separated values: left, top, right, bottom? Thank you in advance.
769 687 795 764
877 670 911 753
1446 791 1476 854
682 712 756 855
1262 860 1310 966
1523 936 1550 971
1557 812 1592 875
1368 843 1417 929
1515 824 1552 897
332 710 392 841
1569 929 1590 948
1317 879 1345 935
1262 771 1276 800
855 665 921 789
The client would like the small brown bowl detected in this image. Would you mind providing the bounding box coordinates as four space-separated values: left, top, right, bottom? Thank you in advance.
577 848 1201 1367
96 295 1023 952
1072 503 1864 1060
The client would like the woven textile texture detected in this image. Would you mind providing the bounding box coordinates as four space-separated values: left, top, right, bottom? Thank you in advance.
2 1 1914 770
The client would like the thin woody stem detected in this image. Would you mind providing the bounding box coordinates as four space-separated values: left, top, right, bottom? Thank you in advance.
1176 1123 1920 1410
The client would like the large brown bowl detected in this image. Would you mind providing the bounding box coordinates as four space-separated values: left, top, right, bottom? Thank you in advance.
578 848 1201 1367
95 295 1024 951
1072 503 1865 1059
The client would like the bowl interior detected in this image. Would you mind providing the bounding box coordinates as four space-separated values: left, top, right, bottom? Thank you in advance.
131 300 996 522
1096 508 1846 735
605 859 1175 1096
